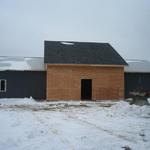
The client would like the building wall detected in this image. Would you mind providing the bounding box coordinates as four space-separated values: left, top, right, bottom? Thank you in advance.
47 65 124 100
0 71 46 99
125 73 150 98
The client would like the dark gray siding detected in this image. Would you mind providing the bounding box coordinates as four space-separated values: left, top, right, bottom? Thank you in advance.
0 71 46 99
125 73 150 98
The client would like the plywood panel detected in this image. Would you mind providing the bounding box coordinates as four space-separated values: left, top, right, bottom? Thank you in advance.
46 65 124 100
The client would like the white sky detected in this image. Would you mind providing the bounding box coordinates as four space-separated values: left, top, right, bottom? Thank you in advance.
0 0 150 60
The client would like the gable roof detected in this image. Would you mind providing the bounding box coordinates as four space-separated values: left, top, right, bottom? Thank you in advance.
44 41 127 65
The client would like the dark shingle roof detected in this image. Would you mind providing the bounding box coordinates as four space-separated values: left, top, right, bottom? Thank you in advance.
44 41 127 65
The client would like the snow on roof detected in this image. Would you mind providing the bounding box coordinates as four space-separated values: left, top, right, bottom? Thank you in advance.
125 59 150 73
1 56 149 73
61 41 75 45
0 56 45 71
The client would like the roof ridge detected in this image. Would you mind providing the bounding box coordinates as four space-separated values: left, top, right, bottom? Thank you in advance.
44 40 109 44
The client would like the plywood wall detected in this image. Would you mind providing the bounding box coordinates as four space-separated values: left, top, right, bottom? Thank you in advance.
46 65 124 100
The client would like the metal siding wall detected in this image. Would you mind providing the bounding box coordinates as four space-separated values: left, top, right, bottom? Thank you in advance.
125 73 150 98
0 71 46 99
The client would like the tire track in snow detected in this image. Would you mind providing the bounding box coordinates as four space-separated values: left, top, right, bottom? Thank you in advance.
31 111 76 150
66 113 137 143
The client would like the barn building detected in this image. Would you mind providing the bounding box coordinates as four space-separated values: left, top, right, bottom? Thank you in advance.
44 41 127 100
0 41 129 100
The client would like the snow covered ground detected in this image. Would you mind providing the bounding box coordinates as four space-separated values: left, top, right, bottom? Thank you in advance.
0 98 149 150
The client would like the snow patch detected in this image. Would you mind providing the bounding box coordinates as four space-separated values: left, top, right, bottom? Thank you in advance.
110 101 150 117
61 41 75 45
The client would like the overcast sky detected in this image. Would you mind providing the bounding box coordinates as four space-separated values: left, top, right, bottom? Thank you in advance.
0 0 150 60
